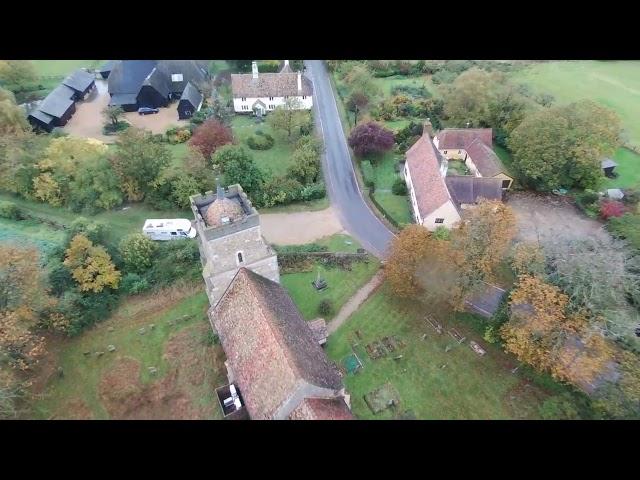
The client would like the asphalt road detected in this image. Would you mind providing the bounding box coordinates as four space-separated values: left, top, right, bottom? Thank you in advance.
306 60 395 259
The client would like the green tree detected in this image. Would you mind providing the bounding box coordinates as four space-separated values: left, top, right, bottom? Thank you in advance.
68 155 123 212
0 87 29 135
342 63 380 98
286 136 322 184
110 128 172 201
0 61 37 93
171 174 202 208
441 68 499 127
267 98 311 141
119 233 158 273
222 148 264 194
102 105 124 126
508 101 621 191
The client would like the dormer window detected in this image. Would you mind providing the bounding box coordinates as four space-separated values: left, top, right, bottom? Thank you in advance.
171 73 183 82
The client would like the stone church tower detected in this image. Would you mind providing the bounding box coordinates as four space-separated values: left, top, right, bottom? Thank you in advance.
189 183 280 314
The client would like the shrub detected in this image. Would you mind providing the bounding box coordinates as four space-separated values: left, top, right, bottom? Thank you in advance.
390 84 431 99
299 182 326 201
607 213 640 251
120 273 150 295
348 122 395 157
66 217 108 246
391 178 408 195
433 225 450 241
431 69 459 84
622 188 640 206
0 201 22 220
600 200 626 220
175 129 191 143
318 299 334 316
102 122 129 135
246 133 275 150
145 240 201 286
119 233 158 273
575 189 601 216
274 243 328 253
361 160 375 188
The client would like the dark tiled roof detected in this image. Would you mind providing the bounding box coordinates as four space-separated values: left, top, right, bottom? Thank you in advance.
437 128 493 150
465 138 506 177
601 158 618 169
213 268 344 420
62 69 95 94
142 67 170 97
231 71 313 98
405 133 452 219
445 176 504 206
108 60 158 94
157 60 208 93
465 283 507 318
289 397 353 420
38 84 75 118
179 81 203 109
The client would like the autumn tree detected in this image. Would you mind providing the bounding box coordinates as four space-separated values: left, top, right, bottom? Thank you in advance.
508 100 621 191
347 121 394 158
346 91 370 125
188 118 233 159
385 225 434 298
0 130 47 197
0 87 29 135
267 98 312 141
441 68 500 127
110 128 172 201
510 242 546 277
63 234 121 293
119 233 158 273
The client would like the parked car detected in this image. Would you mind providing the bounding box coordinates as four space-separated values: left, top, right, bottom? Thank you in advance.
138 107 159 115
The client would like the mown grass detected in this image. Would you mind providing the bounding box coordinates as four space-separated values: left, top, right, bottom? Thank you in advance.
366 151 412 225
326 287 552 419
604 147 640 189
29 290 226 420
259 197 329 214
30 60 103 77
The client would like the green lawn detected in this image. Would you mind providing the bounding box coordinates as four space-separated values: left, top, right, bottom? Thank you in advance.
0 192 189 249
259 197 329 214
315 233 365 253
281 259 380 321
231 115 297 177
326 288 553 419
366 152 412 225
30 60 103 77
28 290 227 420
510 61 640 150
166 142 190 169
604 147 640 189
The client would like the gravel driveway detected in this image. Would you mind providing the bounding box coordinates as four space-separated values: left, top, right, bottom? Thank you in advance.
260 207 344 245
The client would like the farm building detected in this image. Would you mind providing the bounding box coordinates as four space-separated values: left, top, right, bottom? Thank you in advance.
601 158 618 178
61 69 96 100
26 84 76 132
231 60 313 115
107 60 208 112
212 267 353 420
177 81 203 120
97 60 116 79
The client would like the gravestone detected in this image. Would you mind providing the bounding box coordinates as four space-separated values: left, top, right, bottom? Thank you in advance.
138 327 146 335
107 345 116 352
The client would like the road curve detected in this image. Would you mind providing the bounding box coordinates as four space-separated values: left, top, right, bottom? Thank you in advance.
306 60 395 259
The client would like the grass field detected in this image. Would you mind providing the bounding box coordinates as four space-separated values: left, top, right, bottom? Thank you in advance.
0 217 65 257
326 288 553 419
231 115 297 177
30 60 103 78
367 152 412 225
371 74 440 98
604 148 640 189
28 288 227 420
510 61 640 150
0 192 189 249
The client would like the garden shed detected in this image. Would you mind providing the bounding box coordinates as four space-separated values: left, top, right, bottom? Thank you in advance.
601 158 618 178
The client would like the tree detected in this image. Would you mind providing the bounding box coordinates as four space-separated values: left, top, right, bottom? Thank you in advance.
508 101 621 191
441 68 499 127
119 233 158 273
0 61 37 93
102 105 124 126
0 130 47 197
347 121 394 158
188 118 233 159
346 91 370 125
171 174 202 208
68 155 123 212
0 87 29 135
286 136 322 185
341 63 379 98
510 242 546 277
63 234 121 293
110 128 172 201
212 145 264 194
267 98 311 141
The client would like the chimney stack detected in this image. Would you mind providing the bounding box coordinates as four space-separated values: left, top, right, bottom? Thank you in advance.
423 118 434 138
252 61 259 80
284 60 290 67
297 71 302 92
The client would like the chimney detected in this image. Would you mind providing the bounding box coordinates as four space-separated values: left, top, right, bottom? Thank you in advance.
297 71 302 92
216 177 225 200
252 61 259 80
423 118 434 138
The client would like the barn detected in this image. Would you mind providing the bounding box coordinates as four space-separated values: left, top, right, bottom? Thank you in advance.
177 82 203 119
62 69 96 101
97 60 116 79
26 84 76 132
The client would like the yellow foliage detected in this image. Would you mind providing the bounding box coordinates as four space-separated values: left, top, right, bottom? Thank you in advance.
63 234 121 293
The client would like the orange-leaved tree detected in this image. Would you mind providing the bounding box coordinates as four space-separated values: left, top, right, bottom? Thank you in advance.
63 234 121 293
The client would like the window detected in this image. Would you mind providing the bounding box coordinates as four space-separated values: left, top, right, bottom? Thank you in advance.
443 150 447 154
302 96 306 100
171 73 183 82
502 179 511 189
269 96 274 101
435 218 444 224
237 252 244 264
241 97 246 102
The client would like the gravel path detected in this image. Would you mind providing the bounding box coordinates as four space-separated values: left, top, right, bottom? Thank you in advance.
260 207 345 245
327 270 385 335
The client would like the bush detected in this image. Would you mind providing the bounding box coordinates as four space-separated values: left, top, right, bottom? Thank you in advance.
274 243 328 253
299 182 326 201
66 217 108 246
102 121 129 135
433 225 450 241
391 178 408 195
318 299 334 316
119 233 158 273
390 84 431 99
607 213 640 251
120 273 150 295
246 133 275 150
0 201 22 220
361 160 375 188
600 200 626 220
575 189 601 217
431 69 459 85
144 240 201 286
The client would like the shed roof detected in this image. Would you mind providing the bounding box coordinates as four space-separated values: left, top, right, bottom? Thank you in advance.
405 132 452 219
179 81 203 109
465 137 507 178
445 176 504 206
601 158 618 169
231 71 313 98
465 283 507 318
38 84 75 118
212 268 344 420
62 69 95 94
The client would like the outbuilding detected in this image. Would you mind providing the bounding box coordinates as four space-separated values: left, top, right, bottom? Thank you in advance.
177 81 203 119
97 60 116 79
601 158 618 178
62 69 96 100
26 84 76 132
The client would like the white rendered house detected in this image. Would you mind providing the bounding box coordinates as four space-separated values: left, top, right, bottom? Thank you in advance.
230 61 313 115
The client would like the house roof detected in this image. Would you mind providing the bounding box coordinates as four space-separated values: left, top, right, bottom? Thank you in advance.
38 84 75 118
108 60 158 94
445 176 504 206
279 61 294 74
212 268 344 420
601 158 618 169
109 93 138 106
405 133 452 219
436 128 493 150
288 397 353 420
464 137 506 177
62 69 95 94
231 71 313 98
179 81 203 109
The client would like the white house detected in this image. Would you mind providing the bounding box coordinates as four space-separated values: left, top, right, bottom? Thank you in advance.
230 61 313 115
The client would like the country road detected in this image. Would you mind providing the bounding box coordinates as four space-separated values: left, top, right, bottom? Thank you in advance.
306 60 395 259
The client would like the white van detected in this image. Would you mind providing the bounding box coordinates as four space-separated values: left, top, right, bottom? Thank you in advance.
142 219 197 241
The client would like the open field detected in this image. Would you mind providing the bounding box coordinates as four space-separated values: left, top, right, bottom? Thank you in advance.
510 61 640 150
31 60 103 77
604 148 640 189
27 287 226 420
231 115 297 177
325 287 555 419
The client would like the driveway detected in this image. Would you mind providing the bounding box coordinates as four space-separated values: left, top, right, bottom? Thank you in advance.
63 78 188 142
306 60 395 259
261 207 344 245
